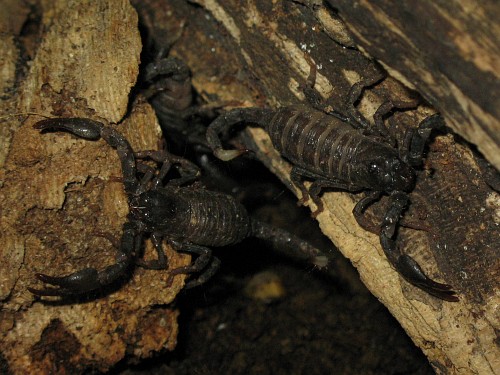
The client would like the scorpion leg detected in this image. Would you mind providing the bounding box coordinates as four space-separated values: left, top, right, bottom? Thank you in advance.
301 54 353 123
135 149 200 188
29 221 140 296
301 54 325 111
373 98 420 141
136 162 157 192
290 166 313 207
34 118 141 196
206 107 274 161
136 233 167 270
401 113 445 166
344 68 386 129
380 192 458 301
291 166 362 218
167 242 220 289
308 178 361 218
353 191 383 234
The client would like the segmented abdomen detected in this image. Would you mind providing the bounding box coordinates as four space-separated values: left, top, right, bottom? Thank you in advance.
180 189 251 247
267 106 371 183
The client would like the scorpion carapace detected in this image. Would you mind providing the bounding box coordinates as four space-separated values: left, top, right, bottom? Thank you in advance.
29 118 328 297
205 67 458 301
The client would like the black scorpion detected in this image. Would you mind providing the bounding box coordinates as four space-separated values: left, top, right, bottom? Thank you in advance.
29 118 327 296
205 63 458 301
143 56 225 150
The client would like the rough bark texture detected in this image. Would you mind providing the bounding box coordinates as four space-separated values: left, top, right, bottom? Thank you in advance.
0 1 188 373
331 0 500 171
133 1 498 374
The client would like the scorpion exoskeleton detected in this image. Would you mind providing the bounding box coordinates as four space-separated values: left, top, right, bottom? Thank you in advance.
205 61 459 301
29 118 328 296
143 55 280 203
143 56 193 120
142 55 227 151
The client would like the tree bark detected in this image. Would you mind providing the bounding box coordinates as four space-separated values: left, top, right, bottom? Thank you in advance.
331 0 500 171
137 1 498 374
0 1 188 373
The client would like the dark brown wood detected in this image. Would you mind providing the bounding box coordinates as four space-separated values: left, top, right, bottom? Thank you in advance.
1 1 497 373
137 0 497 373
330 0 500 171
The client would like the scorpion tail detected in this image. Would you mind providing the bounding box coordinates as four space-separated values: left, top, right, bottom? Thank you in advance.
206 107 274 161
250 219 329 269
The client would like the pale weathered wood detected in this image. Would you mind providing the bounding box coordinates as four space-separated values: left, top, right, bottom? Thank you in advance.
0 1 188 373
141 1 498 374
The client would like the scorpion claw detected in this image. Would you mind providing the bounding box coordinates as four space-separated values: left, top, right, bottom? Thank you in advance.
34 118 104 140
28 286 73 297
29 268 102 296
396 255 459 302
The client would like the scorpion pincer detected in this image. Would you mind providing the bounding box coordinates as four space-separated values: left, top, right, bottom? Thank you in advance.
205 65 458 302
29 118 328 296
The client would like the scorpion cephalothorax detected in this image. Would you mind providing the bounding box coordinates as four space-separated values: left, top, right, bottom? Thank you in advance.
205 61 458 301
29 118 328 296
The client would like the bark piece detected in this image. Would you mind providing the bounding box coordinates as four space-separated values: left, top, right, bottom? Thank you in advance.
330 0 500 171
0 1 188 373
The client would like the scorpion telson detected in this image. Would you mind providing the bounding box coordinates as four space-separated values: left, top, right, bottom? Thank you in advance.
206 65 458 301
29 118 328 297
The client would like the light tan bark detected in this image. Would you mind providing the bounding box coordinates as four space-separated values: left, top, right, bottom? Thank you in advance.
0 1 187 373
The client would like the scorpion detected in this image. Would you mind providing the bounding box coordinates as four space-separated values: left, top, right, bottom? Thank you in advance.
143 56 193 123
142 55 227 151
29 118 328 296
205 62 459 301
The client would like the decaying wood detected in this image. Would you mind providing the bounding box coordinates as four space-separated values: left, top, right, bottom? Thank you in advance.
330 0 500 171
0 1 189 373
135 0 498 374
